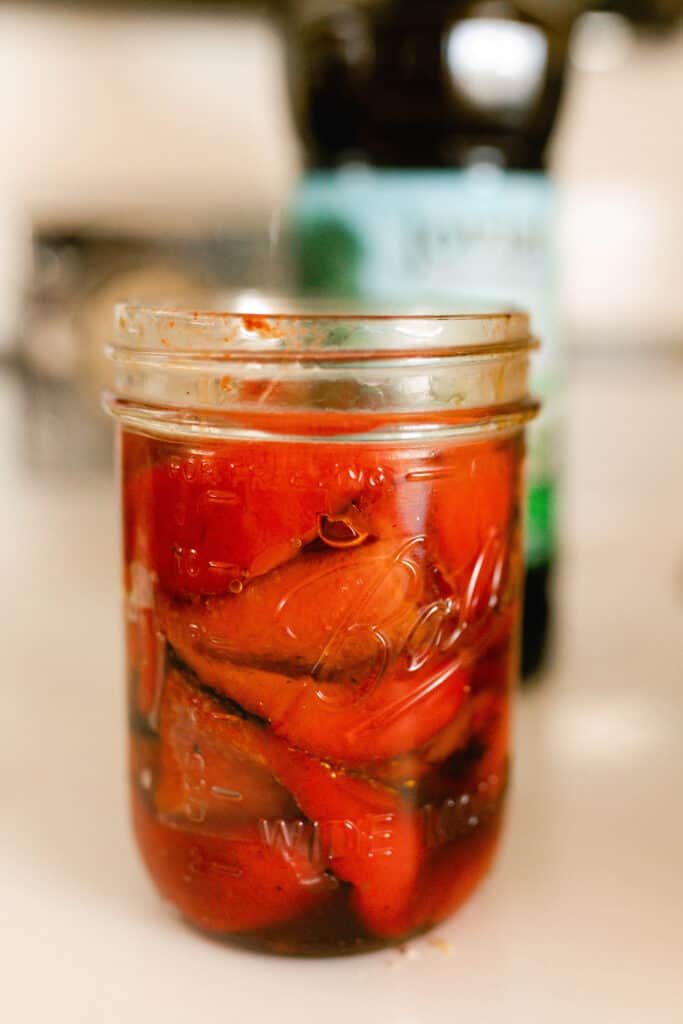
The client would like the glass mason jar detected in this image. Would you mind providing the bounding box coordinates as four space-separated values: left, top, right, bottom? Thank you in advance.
105 300 538 956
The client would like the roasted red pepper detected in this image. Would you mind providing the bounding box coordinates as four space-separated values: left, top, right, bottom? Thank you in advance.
125 442 378 597
143 665 426 938
132 793 333 934
123 430 520 951
153 666 299 827
156 627 472 765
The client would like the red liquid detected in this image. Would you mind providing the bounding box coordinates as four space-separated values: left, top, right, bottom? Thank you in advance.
123 427 523 954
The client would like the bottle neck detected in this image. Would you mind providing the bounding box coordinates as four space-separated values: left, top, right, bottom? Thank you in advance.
289 1 573 173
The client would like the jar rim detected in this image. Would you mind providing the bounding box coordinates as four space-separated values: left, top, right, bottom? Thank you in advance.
106 293 539 442
112 294 535 363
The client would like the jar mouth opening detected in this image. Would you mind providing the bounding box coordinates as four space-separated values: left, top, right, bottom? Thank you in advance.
112 292 535 362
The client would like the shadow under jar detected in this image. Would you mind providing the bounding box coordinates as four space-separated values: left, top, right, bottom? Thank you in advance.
104 300 538 956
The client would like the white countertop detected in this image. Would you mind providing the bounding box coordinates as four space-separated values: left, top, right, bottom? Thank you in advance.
2 357 682 1023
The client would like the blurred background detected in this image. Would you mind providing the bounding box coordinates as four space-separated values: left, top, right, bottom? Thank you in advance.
2 3 682 1021
3 1 683 463
2 2 683 345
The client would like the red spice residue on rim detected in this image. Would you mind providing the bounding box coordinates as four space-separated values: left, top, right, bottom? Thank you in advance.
241 315 285 340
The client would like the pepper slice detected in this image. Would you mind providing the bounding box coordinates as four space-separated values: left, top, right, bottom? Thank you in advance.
360 809 504 939
153 666 299 828
158 539 427 679
157 532 471 764
260 740 425 940
124 442 377 598
429 437 519 573
263 703 507 939
132 793 332 935
425 438 520 642
158 633 471 765
133 668 331 934
160 665 428 939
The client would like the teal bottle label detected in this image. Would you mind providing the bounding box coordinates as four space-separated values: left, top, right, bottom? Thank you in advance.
291 167 562 569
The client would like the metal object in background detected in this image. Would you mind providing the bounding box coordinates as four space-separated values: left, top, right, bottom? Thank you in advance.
18 234 204 472
18 228 290 473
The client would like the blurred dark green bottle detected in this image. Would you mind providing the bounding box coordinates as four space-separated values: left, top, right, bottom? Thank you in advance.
598 0 683 29
286 0 579 678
